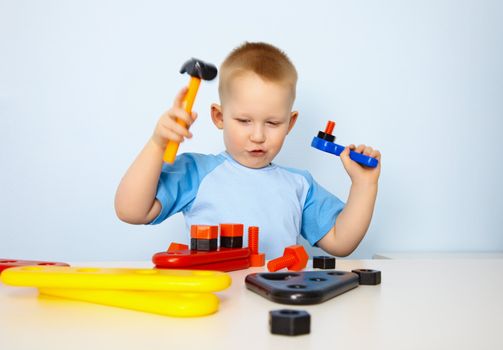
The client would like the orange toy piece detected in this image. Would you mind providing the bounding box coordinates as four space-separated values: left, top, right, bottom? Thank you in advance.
325 120 335 135
220 223 244 249
190 225 218 239
248 226 265 267
248 226 259 254
167 243 189 252
267 245 309 272
191 225 219 251
250 253 265 267
220 223 244 237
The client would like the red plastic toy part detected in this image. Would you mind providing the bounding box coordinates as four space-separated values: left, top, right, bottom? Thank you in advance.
167 243 189 252
157 257 250 272
153 248 250 267
248 226 259 254
0 259 70 273
154 224 262 272
191 225 219 251
250 253 265 267
191 225 218 239
267 245 309 272
248 226 265 267
220 223 244 249
220 223 244 237
325 120 335 135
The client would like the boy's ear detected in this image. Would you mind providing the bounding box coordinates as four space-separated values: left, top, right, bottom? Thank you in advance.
211 103 224 129
287 111 299 134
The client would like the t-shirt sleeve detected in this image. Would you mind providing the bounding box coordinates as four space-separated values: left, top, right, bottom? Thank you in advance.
300 172 345 246
149 153 218 225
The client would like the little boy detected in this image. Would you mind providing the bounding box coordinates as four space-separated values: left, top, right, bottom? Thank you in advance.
115 42 381 258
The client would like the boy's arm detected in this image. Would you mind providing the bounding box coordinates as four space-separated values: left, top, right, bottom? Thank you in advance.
114 87 196 224
114 139 165 224
317 144 381 256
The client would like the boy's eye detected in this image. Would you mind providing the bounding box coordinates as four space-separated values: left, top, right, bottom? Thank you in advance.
267 121 280 126
236 119 251 124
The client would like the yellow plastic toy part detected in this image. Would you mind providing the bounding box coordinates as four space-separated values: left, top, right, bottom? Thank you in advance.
1 266 231 292
39 288 220 317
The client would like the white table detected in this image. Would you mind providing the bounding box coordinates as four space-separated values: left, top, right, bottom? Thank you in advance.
373 252 503 259
1 259 502 350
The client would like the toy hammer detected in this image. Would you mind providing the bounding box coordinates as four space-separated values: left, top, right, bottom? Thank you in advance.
163 58 217 163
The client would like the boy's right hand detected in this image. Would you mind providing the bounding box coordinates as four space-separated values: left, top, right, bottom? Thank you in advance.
151 86 198 149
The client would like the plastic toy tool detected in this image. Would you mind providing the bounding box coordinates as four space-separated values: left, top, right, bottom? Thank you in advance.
0 266 231 291
0 259 69 273
39 288 220 318
163 58 218 163
1 266 231 317
311 121 379 168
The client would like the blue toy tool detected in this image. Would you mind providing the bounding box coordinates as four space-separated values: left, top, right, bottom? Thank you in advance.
311 121 379 168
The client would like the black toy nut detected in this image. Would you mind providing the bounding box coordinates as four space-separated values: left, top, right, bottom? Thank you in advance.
351 269 381 285
269 309 311 336
312 256 336 269
190 238 217 251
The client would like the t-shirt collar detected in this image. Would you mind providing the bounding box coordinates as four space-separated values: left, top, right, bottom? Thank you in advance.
220 151 276 171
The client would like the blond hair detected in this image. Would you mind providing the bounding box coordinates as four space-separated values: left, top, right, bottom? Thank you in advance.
219 42 297 102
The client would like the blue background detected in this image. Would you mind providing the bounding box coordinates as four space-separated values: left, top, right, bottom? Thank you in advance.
1 0 502 261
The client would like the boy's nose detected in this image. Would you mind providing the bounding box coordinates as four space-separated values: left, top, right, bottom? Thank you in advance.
250 125 266 143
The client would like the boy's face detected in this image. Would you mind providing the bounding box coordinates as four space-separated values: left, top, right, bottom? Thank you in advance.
211 72 298 169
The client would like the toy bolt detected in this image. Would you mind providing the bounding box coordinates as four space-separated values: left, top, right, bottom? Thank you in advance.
248 226 265 267
248 226 259 254
267 245 308 272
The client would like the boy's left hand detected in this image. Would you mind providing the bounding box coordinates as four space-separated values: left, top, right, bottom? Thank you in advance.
340 144 381 185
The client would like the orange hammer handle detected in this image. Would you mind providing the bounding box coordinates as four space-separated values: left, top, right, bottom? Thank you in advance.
163 76 201 163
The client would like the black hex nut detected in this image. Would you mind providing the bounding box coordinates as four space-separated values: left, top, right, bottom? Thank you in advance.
190 238 217 251
312 255 336 269
269 309 310 336
220 236 243 248
351 269 381 285
317 130 336 142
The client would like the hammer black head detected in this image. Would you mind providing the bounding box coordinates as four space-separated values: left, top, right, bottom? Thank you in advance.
180 58 218 80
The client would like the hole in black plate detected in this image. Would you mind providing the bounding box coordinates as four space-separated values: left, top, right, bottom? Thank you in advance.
327 271 346 276
260 273 299 281
309 277 327 282
287 284 307 289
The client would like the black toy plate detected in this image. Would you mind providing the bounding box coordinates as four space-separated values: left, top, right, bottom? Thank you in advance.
245 270 359 305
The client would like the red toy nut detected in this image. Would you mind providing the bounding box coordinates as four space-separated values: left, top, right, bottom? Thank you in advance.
250 253 265 267
267 245 309 272
190 225 218 239
220 223 244 237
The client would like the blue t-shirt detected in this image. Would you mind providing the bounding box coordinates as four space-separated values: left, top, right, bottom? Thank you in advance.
150 151 345 258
